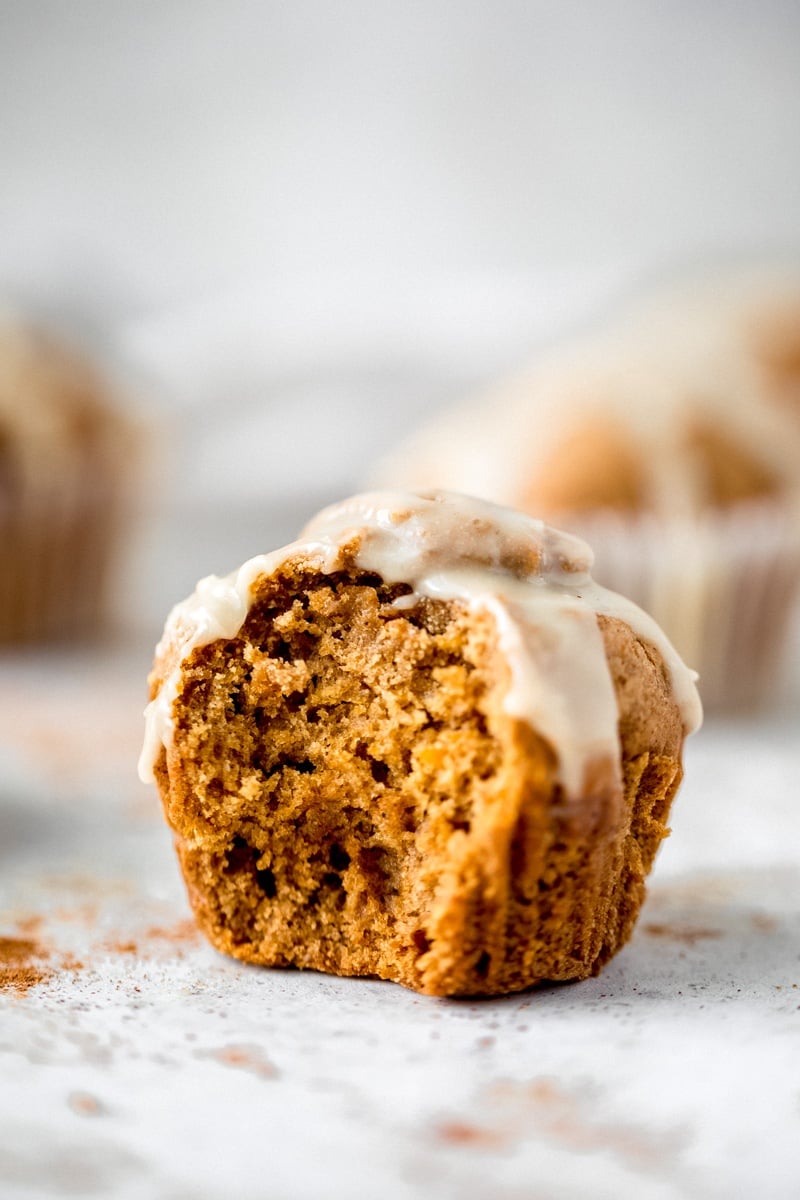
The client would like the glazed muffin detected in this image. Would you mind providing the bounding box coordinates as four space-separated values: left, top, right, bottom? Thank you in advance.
140 491 701 997
0 317 134 641
373 281 800 710
718 273 800 420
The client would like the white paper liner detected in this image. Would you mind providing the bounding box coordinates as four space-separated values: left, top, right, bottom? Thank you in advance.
568 501 800 711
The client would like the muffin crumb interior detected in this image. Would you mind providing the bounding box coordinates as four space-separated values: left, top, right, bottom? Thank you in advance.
157 565 684 996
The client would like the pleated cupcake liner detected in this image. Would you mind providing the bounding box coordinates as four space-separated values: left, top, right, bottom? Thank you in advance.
571 501 800 711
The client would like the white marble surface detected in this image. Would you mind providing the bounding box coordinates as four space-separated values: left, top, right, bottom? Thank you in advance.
1 639 799 1200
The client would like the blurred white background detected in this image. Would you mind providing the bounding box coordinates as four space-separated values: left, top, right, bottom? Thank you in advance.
1 0 799 626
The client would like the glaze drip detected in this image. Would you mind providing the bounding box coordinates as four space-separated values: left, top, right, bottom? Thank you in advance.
139 491 702 793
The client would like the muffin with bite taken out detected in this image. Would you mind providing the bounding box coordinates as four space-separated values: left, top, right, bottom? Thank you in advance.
140 491 701 997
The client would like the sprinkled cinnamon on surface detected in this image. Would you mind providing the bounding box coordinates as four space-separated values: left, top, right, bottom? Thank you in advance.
0 934 85 995
3 905 203 973
103 940 139 955
0 935 53 995
143 919 201 945
97 920 200 959
68 1091 105 1117
14 914 44 936
471 1076 687 1165
195 1043 279 1079
435 1120 506 1149
643 923 723 946
60 954 85 973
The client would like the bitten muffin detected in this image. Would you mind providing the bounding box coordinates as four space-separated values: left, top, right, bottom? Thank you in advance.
140 491 701 997
0 317 134 641
373 275 800 709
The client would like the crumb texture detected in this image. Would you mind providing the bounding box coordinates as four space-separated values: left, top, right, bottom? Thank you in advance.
153 565 684 997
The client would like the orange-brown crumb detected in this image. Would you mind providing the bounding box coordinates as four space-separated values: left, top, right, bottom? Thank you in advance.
151 564 685 997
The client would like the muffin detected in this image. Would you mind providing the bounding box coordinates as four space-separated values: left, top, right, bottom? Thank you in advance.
720 273 800 420
0 317 134 642
139 491 701 997
373 280 800 710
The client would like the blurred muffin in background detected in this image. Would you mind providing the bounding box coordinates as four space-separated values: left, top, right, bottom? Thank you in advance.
372 272 800 710
724 275 800 420
0 316 137 642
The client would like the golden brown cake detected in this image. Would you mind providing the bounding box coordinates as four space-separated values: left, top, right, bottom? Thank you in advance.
140 491 701 997
0 317 134 641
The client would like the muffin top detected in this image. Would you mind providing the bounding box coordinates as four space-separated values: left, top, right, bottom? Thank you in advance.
373 273 800 523
140 490 702 798
724 277 800 421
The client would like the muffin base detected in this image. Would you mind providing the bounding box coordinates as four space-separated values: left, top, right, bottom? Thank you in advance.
0 474 123 643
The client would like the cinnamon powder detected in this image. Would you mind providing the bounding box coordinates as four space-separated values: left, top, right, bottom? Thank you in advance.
0 935 53 995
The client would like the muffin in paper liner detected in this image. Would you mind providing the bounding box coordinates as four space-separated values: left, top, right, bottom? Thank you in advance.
567 502 800 711
371 272 800 711
0 318 136 643
0 474 128 643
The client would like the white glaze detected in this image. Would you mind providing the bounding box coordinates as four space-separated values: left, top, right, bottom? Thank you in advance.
139 491 702 795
